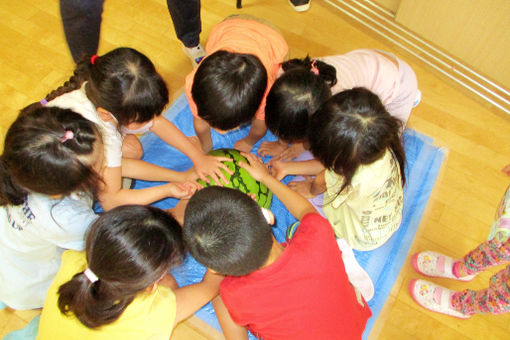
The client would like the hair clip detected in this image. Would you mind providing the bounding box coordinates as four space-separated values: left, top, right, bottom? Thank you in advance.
60 130 74 143
40 98 48 105
84 268 99 283
90 54 99 65
261 208 274 225
310 59 319 75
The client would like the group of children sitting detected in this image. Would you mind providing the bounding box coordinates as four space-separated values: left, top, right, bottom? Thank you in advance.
1 15 424 339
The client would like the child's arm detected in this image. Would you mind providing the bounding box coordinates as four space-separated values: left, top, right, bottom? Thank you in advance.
270 159 325 181
151 116 232 185
234 119 267 153
171 270 224 325
288 170 327 198
212 296 249 340
258 139 288 158
239 152 317 220
98 166 198 211
121 158 197 182
193 116 213 153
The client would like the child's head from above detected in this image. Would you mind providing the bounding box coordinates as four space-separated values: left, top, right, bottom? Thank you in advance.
183 186 273 276
45 47 169 128
192 50 268 131
0 105 103 206
58 205 185 328
309 87 406 193
266 68 332 143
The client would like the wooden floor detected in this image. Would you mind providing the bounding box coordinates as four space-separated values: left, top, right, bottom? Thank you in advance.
1 0 510 339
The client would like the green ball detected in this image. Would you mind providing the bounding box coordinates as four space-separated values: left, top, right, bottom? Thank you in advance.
197 149 273 209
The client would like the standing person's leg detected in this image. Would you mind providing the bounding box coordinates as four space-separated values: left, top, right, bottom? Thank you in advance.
451 265 510 315
454 235 510 277
166 0 204 66
59 0 105 63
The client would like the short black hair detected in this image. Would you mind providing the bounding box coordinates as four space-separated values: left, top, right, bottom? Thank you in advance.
183 187 273 276
191 50 268 130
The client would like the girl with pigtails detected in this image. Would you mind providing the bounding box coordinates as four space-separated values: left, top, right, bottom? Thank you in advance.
0 105 103 309
44 47 232 211
37 205 223 339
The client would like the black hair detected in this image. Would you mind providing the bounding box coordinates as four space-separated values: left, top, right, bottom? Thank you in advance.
0 104 102 206
191 50 268 130
43 47 169 127
266 69 332 142
309 87 406 195
281 55 337 88
183 187 273 276
57 205 185 328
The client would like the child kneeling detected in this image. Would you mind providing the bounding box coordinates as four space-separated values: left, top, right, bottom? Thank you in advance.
183 153 371 340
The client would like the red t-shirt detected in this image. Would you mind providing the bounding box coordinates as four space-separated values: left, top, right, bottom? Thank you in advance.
220 213 372 340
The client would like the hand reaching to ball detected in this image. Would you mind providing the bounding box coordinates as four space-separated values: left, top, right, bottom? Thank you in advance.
238 152 270 182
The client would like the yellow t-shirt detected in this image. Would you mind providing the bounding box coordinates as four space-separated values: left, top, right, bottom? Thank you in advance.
323 149 403 251
37 250 176 340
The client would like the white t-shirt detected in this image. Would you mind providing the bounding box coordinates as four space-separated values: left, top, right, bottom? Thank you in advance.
47 84 123 167
323 149 403 251
0 193 97 309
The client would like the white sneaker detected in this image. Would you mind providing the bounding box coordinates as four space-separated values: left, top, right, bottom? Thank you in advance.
183 44 206 68
288 0 311 12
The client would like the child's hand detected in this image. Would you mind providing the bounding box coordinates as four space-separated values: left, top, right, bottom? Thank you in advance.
167 182 200 199
288 176 317 198
275 143 305 162
267 158 288 181
195 155 234 185
183 168 199 182
238 152 270 182
234 138 255 153
258 140 288 158
502 164 510 176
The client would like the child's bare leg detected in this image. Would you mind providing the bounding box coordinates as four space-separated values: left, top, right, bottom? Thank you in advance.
122 134 144 159
212 296 249 340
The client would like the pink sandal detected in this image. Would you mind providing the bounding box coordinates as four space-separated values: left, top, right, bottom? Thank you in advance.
408 279 471 319
412 251 475 281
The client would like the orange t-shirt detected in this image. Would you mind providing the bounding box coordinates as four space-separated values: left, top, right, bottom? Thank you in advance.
185 18 288 121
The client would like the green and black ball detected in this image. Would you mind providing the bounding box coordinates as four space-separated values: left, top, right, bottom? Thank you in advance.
197 149 273 209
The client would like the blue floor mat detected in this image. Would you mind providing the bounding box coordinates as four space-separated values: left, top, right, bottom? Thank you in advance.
135 94 445 338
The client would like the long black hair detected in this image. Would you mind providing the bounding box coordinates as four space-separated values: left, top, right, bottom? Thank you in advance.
309 87 406 195
0 104 102 206
57 205 186 328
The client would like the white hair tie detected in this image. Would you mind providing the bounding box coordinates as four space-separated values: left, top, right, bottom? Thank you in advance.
84 268 99 283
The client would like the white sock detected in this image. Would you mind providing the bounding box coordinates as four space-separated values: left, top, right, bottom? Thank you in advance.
337 238 374 301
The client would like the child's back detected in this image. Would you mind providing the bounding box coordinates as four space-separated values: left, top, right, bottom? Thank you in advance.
220 212 371 339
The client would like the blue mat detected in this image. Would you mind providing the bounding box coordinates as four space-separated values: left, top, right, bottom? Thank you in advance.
135 94 445 338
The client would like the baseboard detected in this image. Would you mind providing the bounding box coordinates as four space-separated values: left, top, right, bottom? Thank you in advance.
325 0 510 115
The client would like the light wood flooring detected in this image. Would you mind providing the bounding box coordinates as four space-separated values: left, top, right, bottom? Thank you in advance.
1 0 510 339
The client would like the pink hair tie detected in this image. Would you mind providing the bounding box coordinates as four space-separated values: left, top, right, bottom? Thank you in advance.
90 54 99 65
60 130 74 143
40 98 48 105
84 268 99 283
310 59 319 75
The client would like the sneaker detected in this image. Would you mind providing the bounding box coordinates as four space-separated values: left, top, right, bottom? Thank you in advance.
411 251 476 282
288 0 311 12
409 279 471 319
183 44 206 68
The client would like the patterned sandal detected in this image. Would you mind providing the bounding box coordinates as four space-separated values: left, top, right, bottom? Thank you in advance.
412 251 476 282
408 279 471 319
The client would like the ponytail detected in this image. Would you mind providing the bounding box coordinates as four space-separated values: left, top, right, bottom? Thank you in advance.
57 206 185 328
58 272 135 328
281 55 337 87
